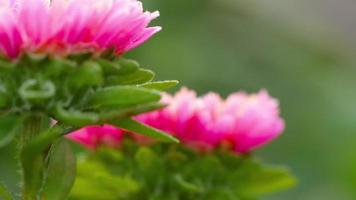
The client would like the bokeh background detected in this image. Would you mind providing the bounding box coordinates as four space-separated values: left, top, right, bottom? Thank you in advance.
1 0 356 199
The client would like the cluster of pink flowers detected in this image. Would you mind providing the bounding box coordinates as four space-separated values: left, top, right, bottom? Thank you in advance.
0 0 160 59
68 87 285 154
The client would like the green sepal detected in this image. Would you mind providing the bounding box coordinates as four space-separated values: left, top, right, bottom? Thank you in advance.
0 182 13 200
88 86 161 110
44 58 76 78
18 79 56 104
106 69 155 85
140 80 179 91
116 58 140 75
67 61 103 90
111 118 178 143
67 52 94 64
42 139 76 200
0 114 23 148
22 53 48 67
96 58 121 76
52 104 99 127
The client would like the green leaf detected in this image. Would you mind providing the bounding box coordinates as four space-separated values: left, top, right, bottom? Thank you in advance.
43 139 76 200
0 115 22 148
107 69 155 85
111 118 178 143
0 182 13 200
21 126 65 199
89 86 161 109
135 147 160 170
234 160 297 197
140 80 179 91
70 159 140 200
53 104 99 127
242 166 297 195
99 103 165 122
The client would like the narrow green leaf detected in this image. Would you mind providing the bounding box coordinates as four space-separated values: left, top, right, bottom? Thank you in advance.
0 182 13 200
0 115 22 148
43 139 76 200
140 80 179 91
99 103 165 122
21 126 65 199
89 86 161 109
53 104 99 127
111 118 178 143
107 69 155 85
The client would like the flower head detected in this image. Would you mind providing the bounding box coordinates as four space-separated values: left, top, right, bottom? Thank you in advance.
136 88 284 153
67 125 123 149
0 0 160 59
68 87 285 153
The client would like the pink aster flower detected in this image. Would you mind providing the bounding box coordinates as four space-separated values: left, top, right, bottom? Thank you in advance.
67 87 285 154
0 0 160 59
136 88 285 153
67 125 123 149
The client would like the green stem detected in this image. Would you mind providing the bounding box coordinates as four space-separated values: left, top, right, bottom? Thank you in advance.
20 114 48 200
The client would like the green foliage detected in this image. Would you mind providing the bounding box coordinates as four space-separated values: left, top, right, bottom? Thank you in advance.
70 141 296 200
0 53 178 199
70 153 140 200
112 119 179 143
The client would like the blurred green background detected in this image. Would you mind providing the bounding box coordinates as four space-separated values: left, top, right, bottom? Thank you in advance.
1 0 356 199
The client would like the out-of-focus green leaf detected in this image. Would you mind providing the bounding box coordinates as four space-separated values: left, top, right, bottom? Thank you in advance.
69 159 140 200
236 164 297 196
140 80 179 91
20 126 65 199
107 69 155 85
135 147 160 170
43 139 76 200
0 115 22 148
88 86 161 109
0 182 13 200
112 119 178 143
